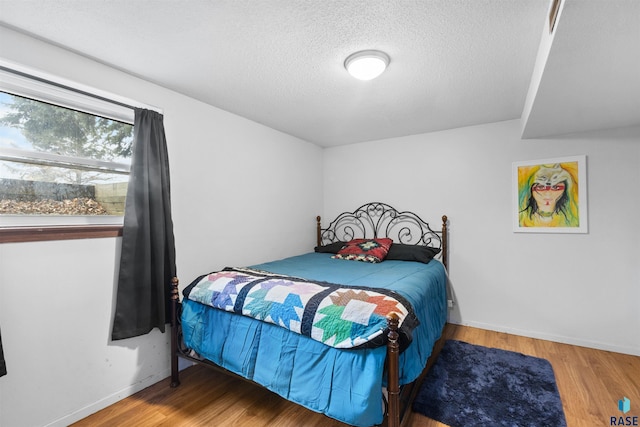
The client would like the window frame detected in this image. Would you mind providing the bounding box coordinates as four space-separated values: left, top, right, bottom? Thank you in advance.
0 225 123 243
0 63 157 242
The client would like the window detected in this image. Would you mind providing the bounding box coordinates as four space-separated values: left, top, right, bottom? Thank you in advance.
0 66 136 241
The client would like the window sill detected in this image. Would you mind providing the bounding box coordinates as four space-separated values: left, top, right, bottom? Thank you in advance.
0 225 123 243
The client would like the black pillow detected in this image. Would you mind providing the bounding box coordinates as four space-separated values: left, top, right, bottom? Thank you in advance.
385 244 440 264
314 241 347 253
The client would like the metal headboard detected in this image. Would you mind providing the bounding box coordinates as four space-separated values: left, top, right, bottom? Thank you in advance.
316 202 448 269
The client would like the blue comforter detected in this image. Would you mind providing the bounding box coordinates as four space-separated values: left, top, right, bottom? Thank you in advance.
181 253 447 426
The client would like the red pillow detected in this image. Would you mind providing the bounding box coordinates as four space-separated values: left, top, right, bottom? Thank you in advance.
332 238 393 263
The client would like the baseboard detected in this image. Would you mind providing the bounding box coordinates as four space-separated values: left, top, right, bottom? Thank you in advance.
449 320 640 357
45 368 171 427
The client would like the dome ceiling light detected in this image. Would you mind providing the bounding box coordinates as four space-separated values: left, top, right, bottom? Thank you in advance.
344 50 390 81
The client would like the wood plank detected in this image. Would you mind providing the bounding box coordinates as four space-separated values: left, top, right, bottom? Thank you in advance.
72 324 640 427
0 225 122 243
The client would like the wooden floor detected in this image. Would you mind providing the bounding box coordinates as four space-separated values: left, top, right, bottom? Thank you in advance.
72 324 640 427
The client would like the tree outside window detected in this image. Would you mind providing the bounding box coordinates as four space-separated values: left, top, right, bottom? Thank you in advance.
0 92 133 217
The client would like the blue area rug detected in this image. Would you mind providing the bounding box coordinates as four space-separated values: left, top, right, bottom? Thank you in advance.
413 340 567 427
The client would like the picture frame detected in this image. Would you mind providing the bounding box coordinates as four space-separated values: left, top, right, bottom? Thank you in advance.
513 155 588 233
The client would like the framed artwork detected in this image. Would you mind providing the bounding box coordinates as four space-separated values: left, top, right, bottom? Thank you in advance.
513 155 588 233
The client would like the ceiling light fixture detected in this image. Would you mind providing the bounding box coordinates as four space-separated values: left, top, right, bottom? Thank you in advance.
344 50 390 81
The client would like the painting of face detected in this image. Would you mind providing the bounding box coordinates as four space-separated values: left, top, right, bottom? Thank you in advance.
513 156 587 233
532 183 566 213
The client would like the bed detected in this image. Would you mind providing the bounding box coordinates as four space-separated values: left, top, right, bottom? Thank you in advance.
170 202 448 427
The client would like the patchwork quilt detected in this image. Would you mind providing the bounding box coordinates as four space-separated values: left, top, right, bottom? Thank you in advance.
183 267 419 350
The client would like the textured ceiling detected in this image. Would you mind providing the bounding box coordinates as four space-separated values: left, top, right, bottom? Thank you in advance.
0 0 638 147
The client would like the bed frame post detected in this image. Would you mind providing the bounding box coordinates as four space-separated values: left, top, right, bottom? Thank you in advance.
387 313 400 427
316 215 322 247
441 215 448 270
170 276 180 388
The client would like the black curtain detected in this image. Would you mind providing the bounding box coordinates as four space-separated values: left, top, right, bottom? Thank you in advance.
112 108 176 341
0 328 6 377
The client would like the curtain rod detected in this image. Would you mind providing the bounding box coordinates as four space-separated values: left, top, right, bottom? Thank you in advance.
0 64 161 113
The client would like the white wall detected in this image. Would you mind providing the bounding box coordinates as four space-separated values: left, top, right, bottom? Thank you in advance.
324 120 640 356
0 27 322 427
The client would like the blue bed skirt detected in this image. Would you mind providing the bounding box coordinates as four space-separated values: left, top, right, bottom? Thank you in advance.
181 253 446 426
